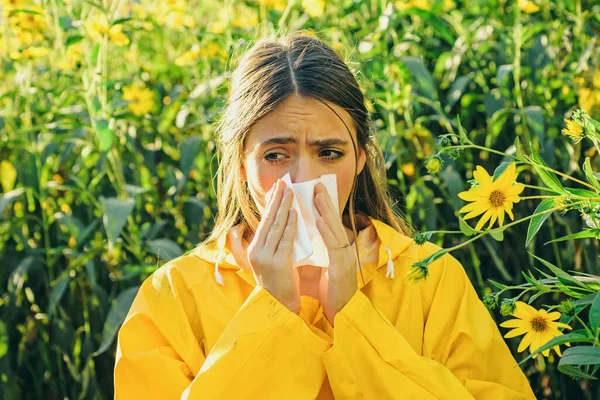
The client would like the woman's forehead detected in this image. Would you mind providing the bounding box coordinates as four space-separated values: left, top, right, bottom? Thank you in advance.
245 95 356 150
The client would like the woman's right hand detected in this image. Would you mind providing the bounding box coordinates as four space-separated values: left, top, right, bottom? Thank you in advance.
247 179 301 314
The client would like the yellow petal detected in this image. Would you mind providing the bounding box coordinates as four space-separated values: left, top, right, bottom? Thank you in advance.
504 326 529 338
497 208 505 226
458 187 489 201
494 162 517 188
458 202 481 214
500 318 526 328
528 332 543 354
546 311 561 321
475 208 494 231
473 166 493 185
487 211 498 229
463 205 488 220
517 332 534 353
512 301 537 319
555 322 572 330
505 183 525 196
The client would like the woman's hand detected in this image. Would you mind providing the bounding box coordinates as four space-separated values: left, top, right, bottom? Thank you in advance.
247 179 301 314
314 182 358 325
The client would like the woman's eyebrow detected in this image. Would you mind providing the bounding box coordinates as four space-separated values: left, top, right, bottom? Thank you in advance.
259 136 349 147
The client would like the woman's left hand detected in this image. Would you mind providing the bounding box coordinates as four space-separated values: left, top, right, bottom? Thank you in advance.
314 182 358 325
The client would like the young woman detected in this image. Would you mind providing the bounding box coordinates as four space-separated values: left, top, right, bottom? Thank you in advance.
114 33 536 399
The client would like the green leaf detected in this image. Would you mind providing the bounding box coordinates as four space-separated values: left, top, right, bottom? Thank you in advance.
485 108 511 148
514 136 523 160
590 290 600 332
179 136 202 178
526 198 555 247
544 229 600 245
488 279 507 290
496 64 514 88
146 239 184 261
95 119 114 152
100 196 135 249
0 187 25 217
93 286 139 357
66 35 84 47
458 216 476 236
90 43 100 66
526 146 565 194
48 274 70 319
523 106 545 143
528 252 589 289
446 75 472 110
489 229 504 242
564 187 598 198
583 157 600 191
111 17 133 26
558 347 600 380
400 56 435 100
0 320 7 359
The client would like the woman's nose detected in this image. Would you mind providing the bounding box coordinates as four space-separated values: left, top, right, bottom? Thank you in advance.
289 154 321 183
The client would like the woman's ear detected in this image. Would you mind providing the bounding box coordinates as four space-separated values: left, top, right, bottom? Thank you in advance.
357 147 367 176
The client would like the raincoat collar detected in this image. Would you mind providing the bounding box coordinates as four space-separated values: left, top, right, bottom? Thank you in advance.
191 216 415 289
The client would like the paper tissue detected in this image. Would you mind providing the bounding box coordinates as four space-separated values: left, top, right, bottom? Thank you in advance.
263 172 340 268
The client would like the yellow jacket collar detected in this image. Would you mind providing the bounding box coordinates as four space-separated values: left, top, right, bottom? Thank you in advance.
191 216 415 289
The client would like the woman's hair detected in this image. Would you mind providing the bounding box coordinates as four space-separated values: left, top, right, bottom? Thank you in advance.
200 31 412 272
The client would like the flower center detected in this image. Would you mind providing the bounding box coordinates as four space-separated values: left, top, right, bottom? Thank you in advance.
530 316 548 333
489 190 506 207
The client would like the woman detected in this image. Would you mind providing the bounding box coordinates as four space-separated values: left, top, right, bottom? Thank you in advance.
113 33 536 399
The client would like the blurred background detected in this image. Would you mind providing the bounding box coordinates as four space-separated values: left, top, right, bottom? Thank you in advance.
1 0 599 398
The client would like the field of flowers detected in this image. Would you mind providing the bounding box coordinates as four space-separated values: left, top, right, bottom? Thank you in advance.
1 0 600 398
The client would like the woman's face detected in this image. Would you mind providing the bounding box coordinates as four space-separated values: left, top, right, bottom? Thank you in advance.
242 94 366 217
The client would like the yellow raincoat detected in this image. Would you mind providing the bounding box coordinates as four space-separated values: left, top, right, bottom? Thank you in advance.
114 216 536 399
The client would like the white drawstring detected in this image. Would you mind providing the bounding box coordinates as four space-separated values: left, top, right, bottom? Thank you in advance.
214 249 225 286
384 246 395 279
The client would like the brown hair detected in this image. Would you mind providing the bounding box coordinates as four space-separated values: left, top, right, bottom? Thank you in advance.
201 31 412 277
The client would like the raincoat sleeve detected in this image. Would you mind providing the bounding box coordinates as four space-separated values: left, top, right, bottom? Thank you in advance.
322 251 536 400
114 261 331 400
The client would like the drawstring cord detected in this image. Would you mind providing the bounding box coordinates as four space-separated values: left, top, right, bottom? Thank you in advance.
384 246 395 279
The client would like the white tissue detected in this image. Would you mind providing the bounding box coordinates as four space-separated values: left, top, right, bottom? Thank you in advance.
264 173 340 268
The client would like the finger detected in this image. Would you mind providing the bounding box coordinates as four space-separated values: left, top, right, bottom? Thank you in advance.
254 179 285 249
315 185 346 244
275 208 297 257
315 216 339 248
263 186 294 254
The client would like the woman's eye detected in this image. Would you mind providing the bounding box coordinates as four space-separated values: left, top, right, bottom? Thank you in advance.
263 150 345 164
320 149 345 160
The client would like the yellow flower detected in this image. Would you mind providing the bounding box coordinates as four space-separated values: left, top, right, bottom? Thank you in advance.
425 156 443 174
458 162 525 231
562 119 585 143
10 5 46 31
402 162 415 177
59 41 84 70
86 14 129 46
500 301 572 358
518 0 540 14
174 42 228 66
9 45 50 59
302 0 325 17
233 4 259 30
395 0 430 11
0 160 17 192
594 71 600 89
260 0 288 11
122 83 155 116
208 8 229 34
